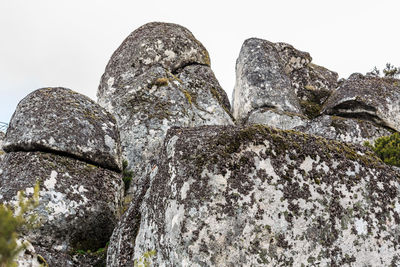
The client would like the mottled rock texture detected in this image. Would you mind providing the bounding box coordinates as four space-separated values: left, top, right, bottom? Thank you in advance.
296 115 394 145
274 43 338 118
323 73 400 132
247 108 308 130
4 87 122 171
0 151 123 266
233 38 338 126
97 22 233 199
232 38 301 123
108 125 400 267
97 22 211 100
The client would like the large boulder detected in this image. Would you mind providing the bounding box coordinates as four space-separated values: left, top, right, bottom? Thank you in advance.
3 87 122 171
232 38 338 127
97 22 233 200
97 22 211 101
0 151 123 266
232 38 302 123
107 125 400 266
296 115 394 145
322 73 400 132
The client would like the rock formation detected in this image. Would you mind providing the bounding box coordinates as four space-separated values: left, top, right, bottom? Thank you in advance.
3 87 122 171
1 23 399 267
0 87 123 266
97 22 233 203
322 73 400 132
232 37 396 146
108 125 400 266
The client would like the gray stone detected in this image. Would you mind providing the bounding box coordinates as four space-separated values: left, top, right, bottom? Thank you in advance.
274 43 338 118
232 38 302 123
3 87 122 171
0 151 124 266
322 74 400 132
97 23 233 201
98 22 211 101
108 125 400 266
247 108 308 130
295 115 394 145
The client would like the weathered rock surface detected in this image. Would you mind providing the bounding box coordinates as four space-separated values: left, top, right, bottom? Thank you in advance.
323 74 400 132
0 132 4 161
3 87 122 171
232 38 302 123
296 115 394 145
233 38 338 126
274 43 338 118
0 151 123 266
97 22 211 100
247 108 308 130
13 239 46 267
97 22 233 200
108 125 400 266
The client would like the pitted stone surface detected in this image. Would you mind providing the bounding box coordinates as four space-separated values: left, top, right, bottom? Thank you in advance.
247 108 308 130
3 87 122 171
97 23 233 200
274 43 338 118
107 125 400 266
295 115 393 145
174 64 233 122
322 74 400 132
98 22 211 100
232 38 302 123
0 151 123 266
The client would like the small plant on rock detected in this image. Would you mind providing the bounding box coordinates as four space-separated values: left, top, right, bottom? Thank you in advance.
367 63 400 78
0 182 40 267
122 160 134 191
365 132 400 167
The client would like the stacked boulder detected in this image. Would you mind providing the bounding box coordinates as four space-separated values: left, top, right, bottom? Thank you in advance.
1 22 399 267
0 87 124 266
97 22 234 203
232 38 396 145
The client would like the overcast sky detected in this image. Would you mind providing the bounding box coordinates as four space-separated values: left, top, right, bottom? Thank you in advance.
1 0 399 123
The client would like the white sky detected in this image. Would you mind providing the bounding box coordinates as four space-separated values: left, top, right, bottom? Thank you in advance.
1 0 399 123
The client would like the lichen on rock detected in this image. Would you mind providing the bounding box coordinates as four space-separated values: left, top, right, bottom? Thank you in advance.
107 125 400 266
3 87 122 171
0 151 124 266
296 115 393 145
323 73 400 132
97 22 233 204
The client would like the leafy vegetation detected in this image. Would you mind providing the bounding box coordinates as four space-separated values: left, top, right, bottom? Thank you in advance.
122 160 134 191
365 132 400 167
0 182 40 267
367 63 400 78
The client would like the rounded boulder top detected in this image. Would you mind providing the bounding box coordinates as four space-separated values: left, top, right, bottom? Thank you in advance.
98 22 211 99
3 87 122 171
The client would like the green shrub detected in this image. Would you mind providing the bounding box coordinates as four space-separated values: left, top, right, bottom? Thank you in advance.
0 182 40 267
122 160 134 191
365 132 400 167
367 63 400 78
